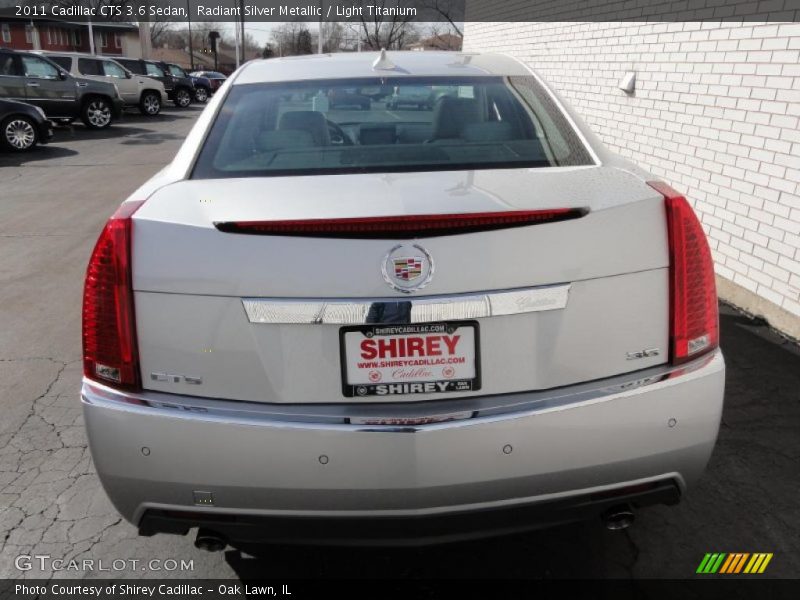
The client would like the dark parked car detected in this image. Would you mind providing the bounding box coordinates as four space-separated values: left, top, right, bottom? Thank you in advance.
327 87 370 110
0 48 122 129
0 98 53 151
190 70 226 94
164 64 210 103
114 57 195 108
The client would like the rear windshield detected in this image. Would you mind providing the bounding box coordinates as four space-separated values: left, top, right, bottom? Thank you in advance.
192 76 594 179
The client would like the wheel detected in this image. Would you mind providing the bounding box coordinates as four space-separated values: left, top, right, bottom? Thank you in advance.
194 86 209 103
139 91 161 116
1 115 38 152
174 88 192 108
80 97 112 129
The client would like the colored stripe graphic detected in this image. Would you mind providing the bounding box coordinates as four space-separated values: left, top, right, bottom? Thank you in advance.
698 553 773 574
719 554 736 573
758 554 773 573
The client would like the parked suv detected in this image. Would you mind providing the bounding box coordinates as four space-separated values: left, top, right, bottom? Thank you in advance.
40 52 165 116
114 58 194 108
164 63 210 103
0 48 122 129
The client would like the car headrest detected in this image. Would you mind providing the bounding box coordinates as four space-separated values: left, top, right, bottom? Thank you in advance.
277 110 330 146
255 130 314 153
460 122 516 142
431 97 479 140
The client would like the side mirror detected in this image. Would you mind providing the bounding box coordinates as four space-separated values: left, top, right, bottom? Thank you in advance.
125 71 132 79
58 70 68 80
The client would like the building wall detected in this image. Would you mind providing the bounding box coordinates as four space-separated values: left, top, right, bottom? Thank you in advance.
0 19 140 57
122 32 143 59
39 25 89 53
464 21 800 336
0 22 33 50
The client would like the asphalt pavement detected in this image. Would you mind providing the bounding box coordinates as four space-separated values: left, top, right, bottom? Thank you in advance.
0 108 798 580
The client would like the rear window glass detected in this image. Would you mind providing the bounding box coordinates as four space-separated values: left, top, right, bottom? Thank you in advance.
192 76 594 179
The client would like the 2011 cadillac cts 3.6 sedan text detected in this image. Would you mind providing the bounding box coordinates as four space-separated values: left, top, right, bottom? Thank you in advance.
81 52 725 548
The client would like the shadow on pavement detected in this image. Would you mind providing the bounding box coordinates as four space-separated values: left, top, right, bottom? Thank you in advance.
0 144 79 167
224 520 634 579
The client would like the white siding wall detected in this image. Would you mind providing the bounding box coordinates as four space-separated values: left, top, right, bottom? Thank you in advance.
464 21 800 329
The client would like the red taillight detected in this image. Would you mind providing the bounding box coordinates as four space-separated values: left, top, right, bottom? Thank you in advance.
82 201 145 390
648 181 719 365
214 209 587 239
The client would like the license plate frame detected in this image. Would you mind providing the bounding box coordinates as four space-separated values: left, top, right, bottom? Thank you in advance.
339 321 481 398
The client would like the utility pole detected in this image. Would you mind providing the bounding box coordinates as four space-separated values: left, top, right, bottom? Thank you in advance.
239 0 246 64
318 1 324 54
234 23 240 69
186 0 194 70
88 17 95 55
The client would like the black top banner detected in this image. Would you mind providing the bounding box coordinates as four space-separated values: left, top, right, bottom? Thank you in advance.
0 0 799 23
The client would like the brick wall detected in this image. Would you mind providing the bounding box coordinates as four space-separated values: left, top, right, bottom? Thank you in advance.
464 21 800 332
0 22 33 50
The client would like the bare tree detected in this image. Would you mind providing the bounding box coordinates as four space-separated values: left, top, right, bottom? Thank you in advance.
422 0 464 38
271 21 314 57
422 22 463 50
149 20 174 48
358 0 419 50
319 21 345 53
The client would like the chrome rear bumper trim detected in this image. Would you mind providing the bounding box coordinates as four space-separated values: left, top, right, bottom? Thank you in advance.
242 284 570 325
81 351 722 432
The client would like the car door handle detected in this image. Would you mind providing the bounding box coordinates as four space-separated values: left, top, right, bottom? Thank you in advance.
77 82 88 87
26 82 40 87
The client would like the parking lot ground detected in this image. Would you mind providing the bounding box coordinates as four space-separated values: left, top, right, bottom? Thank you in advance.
1 110 799 580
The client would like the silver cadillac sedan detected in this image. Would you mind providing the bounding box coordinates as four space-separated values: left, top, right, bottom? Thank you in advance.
81 51 725 548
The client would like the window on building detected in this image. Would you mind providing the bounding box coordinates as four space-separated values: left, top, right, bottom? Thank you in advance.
114 33 122 49
100 32 108 48
25 25 33 44
71 30 80 46
2 24 12 44
46 28 52 45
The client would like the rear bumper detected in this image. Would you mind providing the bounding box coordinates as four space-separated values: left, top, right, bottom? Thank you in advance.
82 351 724 543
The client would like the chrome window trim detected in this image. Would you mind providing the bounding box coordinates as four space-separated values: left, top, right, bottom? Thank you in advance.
242 284 571 325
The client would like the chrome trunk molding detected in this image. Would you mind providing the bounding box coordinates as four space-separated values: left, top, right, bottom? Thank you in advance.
241 284 571 325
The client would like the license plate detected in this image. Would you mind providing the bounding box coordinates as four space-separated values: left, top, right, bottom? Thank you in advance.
340 321 480 397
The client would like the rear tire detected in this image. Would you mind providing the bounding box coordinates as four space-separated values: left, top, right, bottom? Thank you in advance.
174 88 192 108
139 91 161 116
194 86 209 103
80 97 113 129
1 115 38 152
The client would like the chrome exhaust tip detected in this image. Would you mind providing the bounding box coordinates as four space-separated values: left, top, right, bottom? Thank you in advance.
603 505 635 531
194 528 227 552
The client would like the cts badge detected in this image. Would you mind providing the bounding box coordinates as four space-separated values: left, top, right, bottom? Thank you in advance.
382 244 434 293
